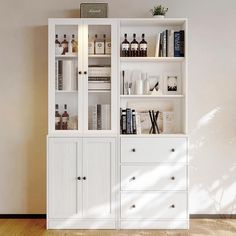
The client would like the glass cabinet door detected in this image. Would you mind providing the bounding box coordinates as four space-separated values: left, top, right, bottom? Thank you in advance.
52 24 82 133
83 21 117 133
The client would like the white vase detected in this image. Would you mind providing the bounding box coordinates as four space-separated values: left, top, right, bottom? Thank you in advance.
153 15 165 18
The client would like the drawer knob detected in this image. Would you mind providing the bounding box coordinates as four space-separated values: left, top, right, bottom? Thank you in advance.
78 71 82 75
171 176 175 180
171 204 175 208
171 148 175 152
131 176 136 180
83 176 86 180
77 177 81 180
131 148 136 152
131 204 136 208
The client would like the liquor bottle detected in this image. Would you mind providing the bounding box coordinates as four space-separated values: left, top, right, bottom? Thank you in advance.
61 34 68 55
88 34 95 54
55 104 61 130
130 34 139 57
62 104 69 130
103 34 106 54
139 33 147 57
71 34 78 53
55 34 60 46
95 34 105 54
121 34 129 57
94 34 97 54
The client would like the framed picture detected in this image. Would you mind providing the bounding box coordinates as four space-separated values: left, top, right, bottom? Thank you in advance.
163 73 181 95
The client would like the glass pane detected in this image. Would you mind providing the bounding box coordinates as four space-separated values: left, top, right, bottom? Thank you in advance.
55 25 79 131
88 25 112 131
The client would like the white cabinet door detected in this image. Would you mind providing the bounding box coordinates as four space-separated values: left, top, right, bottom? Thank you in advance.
82 138 116 219
48 138 82 219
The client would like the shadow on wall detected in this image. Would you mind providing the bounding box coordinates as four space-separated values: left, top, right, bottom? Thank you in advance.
26 25 48 213
189 104 236 214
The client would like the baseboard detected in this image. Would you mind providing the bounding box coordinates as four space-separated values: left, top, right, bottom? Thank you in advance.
190 214 236 219
0 214 46 219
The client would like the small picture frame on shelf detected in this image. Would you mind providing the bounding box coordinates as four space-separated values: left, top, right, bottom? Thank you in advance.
163 73 181 95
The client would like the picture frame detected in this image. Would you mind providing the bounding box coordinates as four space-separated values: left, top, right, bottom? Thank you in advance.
80 3 108 18
163 73 181 95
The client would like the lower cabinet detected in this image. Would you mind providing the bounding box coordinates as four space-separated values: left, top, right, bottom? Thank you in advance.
47 137 116 229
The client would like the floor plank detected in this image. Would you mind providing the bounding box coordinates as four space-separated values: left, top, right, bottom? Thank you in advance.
0 219 235 236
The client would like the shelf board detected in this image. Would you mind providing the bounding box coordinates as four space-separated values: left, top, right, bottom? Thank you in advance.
120 95 184 99
120 133 188 138
120 57 184 62
55 54 77 59
89 54 111 58
88 90 111 93
56 90 78 93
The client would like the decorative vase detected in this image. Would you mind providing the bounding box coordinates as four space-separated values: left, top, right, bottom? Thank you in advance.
153 15 165 18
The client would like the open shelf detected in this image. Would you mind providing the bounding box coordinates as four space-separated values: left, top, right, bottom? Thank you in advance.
89 54 111 58
56 54 77 59
120 57 184 63
56 90 78 93
120 95 184 99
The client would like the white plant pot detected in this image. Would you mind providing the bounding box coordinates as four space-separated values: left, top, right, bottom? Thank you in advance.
153 15 165 18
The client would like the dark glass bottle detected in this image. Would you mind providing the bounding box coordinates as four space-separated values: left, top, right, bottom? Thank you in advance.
61 34 68 55
121 34 130 57
55 104 61 130
103 34 106 54
71 34 78 53
62 104 69 130
55 34 60 46
130 34 139 57
139 33 147 57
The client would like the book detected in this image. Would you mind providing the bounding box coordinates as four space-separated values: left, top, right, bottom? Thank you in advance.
174 32 181 57
126 108 132 134
179 30 185 57
58 60 63 90
163 31 167 57
132 110 137 134
155 33 161 57
168 30 174 57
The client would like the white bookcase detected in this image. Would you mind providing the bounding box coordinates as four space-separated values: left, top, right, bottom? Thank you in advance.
47 18 188 230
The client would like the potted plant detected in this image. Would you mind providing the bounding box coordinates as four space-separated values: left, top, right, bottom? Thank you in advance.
150 5 168 18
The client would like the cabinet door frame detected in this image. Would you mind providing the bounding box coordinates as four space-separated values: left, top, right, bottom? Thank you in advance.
81 19 118 134
82 137 116 219
47 137 83 219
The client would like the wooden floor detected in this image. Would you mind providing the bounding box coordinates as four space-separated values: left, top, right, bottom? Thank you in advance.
0 219 235 236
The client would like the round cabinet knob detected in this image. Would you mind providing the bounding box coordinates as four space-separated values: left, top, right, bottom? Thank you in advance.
131 148 136 152
84 71 87 75
83 176 86 180
171 176 175 180
171 148 175 152
131 204 136 208
171 204 175 208
78 71 82 74
77 177 81 180
132 176 136 180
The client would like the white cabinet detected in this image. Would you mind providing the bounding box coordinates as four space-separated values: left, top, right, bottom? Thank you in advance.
47 137 116 229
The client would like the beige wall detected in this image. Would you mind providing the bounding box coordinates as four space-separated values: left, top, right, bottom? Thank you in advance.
0 0 236 214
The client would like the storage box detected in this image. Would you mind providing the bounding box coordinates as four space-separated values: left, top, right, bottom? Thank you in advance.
88 66 111 77
80 3 108 18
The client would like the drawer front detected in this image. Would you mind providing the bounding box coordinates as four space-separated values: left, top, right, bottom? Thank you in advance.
121 165 187 191
121 192 187 219
121 138 187 163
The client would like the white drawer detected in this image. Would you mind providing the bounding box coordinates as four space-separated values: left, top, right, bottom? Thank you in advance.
121 192 187 219
121 138 187 163
121 165 187 191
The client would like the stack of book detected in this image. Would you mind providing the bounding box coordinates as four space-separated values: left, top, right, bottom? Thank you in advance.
155 30 184 57
89 104 111 130
120 108 140 134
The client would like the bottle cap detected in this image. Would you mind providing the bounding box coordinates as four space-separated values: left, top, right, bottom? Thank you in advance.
142 33 145 37
56 34 58 38
64 104 67 109
55 104 59 109
124 33 127 37
133 33 136 37
72 34 75 38
103 34 106 38
64 34 66 38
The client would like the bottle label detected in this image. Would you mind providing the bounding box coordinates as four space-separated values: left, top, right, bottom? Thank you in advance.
62 117 69 123
122 43 129 51
140 43 147 50
106 42 111 54
95 42 105 54
88 42 94 54
55 117 61 123
131 43 138 50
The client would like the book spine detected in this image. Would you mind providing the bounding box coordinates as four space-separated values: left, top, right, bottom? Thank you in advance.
97 104 102 130
55 61 58 90
180 30 185 57
168 30 174 57
121 109 126 134
163 31 166 57
58 60 63 90
132 110 137 134
174 31 181 57
126 108 132 134
92 105 97 130
166 29 168 57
